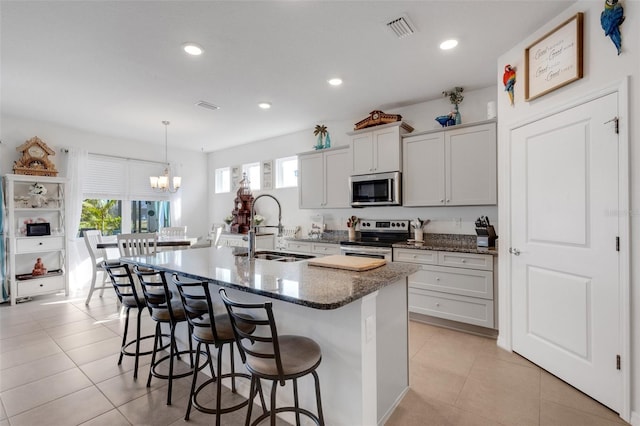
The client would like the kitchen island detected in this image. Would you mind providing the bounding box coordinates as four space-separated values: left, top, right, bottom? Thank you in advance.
121 246 418 426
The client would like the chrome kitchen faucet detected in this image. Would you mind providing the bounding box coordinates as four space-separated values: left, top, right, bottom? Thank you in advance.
248 194 283 259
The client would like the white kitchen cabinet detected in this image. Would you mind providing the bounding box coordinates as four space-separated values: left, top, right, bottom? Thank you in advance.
393 248 497 329
283 240 312 253
298 146 349 209
216 233 274 250
349 121 413 175
403 121 497 206
283 240 339 256
4 174 69 305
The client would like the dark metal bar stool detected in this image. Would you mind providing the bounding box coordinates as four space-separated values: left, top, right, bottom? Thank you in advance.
102 261 155 379
219 288 325 426
172 275 264 425
133 266 198 405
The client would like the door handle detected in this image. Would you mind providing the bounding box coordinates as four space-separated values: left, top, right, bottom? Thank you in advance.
509 247 521 256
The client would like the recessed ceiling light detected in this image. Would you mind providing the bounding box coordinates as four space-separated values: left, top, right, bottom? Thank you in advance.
328 78 343 86
183 42 204 56
258 102 272 109
440 39 458 50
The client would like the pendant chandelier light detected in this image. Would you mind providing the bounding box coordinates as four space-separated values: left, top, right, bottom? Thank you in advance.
150 120 182 193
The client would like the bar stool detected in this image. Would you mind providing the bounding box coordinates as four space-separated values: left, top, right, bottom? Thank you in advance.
102 261 155 379
172 275 263 425
219 288 324 426
133 266 196 405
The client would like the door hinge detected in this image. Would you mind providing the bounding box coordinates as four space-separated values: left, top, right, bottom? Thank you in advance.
604 117 619 134
616 355 621 370
616 236 620 251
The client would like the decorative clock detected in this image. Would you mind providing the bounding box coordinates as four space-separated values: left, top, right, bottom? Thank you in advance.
14 136 58 177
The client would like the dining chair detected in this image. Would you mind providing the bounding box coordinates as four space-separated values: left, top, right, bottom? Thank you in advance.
84 229 119 305
159 226 187 238
117 232 158 257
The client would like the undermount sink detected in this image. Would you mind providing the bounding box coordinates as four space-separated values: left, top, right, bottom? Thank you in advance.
234 251 315 262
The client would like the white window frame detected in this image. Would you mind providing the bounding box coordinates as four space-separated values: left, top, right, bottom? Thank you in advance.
275 156 298 188
215 167 231 193
243 162 261 191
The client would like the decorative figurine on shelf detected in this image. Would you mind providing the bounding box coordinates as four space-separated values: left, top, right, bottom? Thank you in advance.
231 173 254 234
32 257 47 276
601 0 625 55
443 86 464 125
313 124 327 150
14 136 59 177
435 113 456 128
503 64 516 106
28 182 47 208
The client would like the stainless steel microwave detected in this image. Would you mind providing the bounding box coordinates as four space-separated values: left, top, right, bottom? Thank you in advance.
349 171 401 207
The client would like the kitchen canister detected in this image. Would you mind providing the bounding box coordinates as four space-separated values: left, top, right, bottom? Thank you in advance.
487 101 497 119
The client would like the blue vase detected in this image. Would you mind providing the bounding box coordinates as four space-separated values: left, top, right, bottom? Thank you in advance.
454 105 461 125
315 134 323 150
324 132 331 149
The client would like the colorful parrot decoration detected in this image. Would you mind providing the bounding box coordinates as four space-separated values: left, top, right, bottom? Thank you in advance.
503 64 516 106
601 0 625 55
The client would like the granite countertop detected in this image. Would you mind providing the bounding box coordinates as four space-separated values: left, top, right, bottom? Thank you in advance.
392 242 498 256
121 246 418 310
393 233 499 256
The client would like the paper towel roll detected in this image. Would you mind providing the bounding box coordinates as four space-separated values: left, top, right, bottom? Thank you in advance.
487 101 497 119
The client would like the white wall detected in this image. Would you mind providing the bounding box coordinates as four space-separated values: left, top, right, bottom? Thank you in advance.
0 115 210 238
497 1 638 422
208 86 499 237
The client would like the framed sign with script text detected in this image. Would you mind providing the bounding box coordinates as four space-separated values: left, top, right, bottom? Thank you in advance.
525 13 583 101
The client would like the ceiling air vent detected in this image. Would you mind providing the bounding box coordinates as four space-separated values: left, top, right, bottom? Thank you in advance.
196 100 220 111
386 15 416 39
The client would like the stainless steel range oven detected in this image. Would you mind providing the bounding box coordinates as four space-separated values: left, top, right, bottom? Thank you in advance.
340 219 410 260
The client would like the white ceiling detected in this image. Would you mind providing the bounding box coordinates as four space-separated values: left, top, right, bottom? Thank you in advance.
1 1 573 153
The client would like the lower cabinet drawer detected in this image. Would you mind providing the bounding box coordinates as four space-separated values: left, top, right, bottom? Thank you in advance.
311 243 340 255
18 275 65 297
409 265 493 299
393 248 437 264
16 236 64 253
409 288 494 328
284 241 311 253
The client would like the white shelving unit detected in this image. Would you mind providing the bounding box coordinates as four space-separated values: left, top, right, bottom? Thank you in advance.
3 174 69 305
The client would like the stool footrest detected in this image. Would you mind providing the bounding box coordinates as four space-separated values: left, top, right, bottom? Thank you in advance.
149 349 206 380
192 372 252 415
121 333 156 358
251 406 322 426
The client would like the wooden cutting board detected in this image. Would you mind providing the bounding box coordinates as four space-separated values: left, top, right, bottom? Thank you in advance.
307 255 387 271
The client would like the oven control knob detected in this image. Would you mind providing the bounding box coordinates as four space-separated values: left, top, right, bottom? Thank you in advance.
401 222 406 227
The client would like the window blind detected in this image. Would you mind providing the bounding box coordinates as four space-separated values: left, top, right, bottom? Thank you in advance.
83 154 170 201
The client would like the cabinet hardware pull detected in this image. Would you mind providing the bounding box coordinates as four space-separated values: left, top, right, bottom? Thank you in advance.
509 247 521 256
461 259 466 263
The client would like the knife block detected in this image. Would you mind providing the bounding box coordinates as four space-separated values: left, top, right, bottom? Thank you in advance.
475 225 497 248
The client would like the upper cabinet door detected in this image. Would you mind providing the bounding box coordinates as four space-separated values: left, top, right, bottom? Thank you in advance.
374 127 402 174
324 148 350 208
351 132 374 175
403 132 446 206
298 152 325 209
445 122 497 205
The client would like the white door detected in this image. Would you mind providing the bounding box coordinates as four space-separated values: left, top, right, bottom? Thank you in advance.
510 92 621 412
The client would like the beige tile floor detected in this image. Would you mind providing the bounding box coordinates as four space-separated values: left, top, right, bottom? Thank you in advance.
0 288 629 426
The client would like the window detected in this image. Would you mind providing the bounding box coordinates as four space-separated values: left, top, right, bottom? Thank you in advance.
215 167 230 193
131 201 170 233
275 156 298 188
80 199 122 236
79 154 173 236
243 162 261 191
